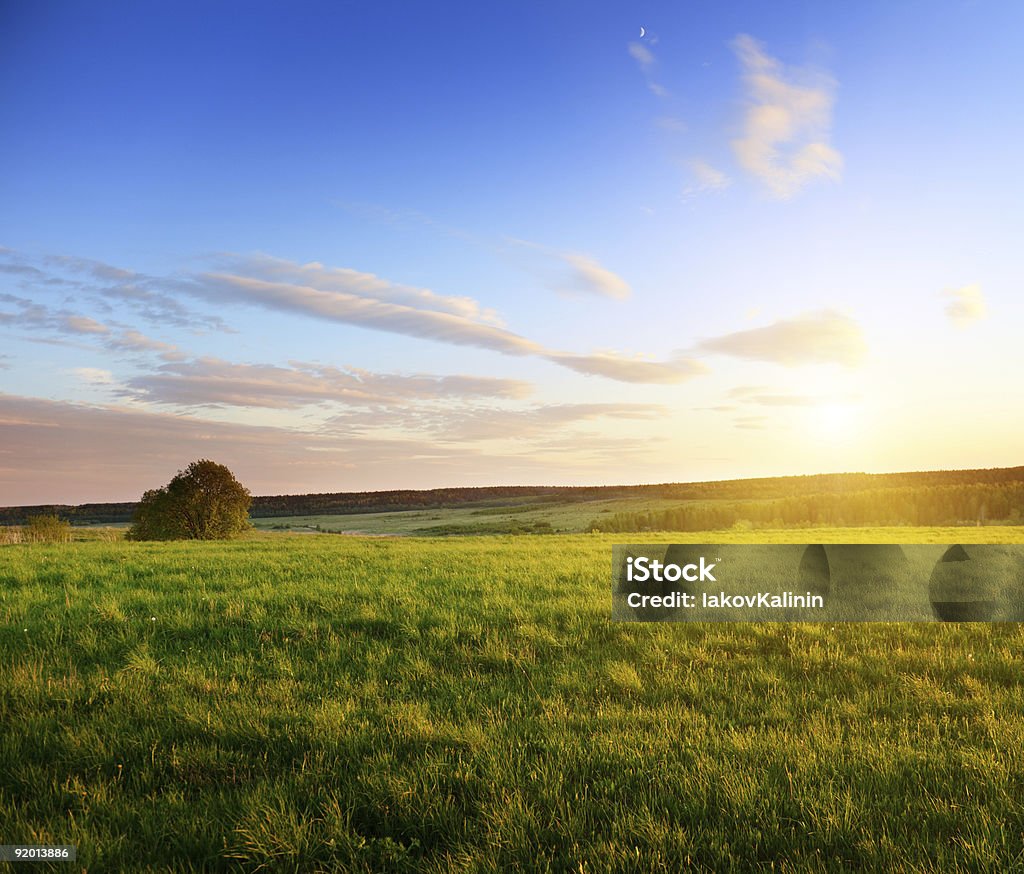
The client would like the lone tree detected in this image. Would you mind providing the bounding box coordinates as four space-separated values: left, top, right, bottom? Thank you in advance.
127 459 252 541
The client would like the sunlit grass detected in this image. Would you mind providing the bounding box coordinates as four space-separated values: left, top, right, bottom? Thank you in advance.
2 529 1023 870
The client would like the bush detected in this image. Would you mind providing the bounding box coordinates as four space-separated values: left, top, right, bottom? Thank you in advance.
1 526 25 545
127 460 252 541
24 515 72 544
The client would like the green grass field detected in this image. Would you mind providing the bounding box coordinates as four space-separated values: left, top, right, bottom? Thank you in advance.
3 528 1024 871
249 497 690 536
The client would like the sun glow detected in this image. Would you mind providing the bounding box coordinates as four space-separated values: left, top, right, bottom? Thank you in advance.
810 401 862 442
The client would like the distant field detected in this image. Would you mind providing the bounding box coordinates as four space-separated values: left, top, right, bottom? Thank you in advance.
2 528 1024 870
249 497 690 536
68 496 689 537
249 496 1024 538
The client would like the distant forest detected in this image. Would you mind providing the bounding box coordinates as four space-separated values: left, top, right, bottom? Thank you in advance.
2 466 1023 528
591 482 1024 532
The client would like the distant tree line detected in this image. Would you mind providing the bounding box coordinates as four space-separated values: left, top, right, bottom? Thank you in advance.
0 486 636 524
2 466 1023 526
591 482 1024 532
248 486 606 518
0 501 137 526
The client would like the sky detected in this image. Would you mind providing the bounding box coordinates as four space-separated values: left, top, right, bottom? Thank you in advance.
2 0 1022 504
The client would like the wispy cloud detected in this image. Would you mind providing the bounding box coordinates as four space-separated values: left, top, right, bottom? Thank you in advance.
327 401 667 443
683 159 732 198
943 283 987 328
106 329 184 361
628 41 655 71
333 204 633 304
731 34 842 198
0 262 47 278
628 38 671 98
122 357 532 409
1 293 110 337
44 254 134 282
1 290 184 361
215 253 502 323
71 367 115 385
506 239 632 301
331 199 485 248
194 271 545 356
0 249 228 332
440 403 665 442
0 393 662 504
728 386 818 406
61 315 109 335
655 116 687 133
97 275 229 332
191 256 691 383
2 247 699 385
557 253 632 300
697 310 866 367
727 385 859 406
733 414 769 430
547 351 705 383
0 391 465 503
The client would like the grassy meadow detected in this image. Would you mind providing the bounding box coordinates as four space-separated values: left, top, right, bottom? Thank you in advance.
2 527 1024 871
248 497 689 536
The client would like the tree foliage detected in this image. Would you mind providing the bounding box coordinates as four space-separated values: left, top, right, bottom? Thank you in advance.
127 460 252 541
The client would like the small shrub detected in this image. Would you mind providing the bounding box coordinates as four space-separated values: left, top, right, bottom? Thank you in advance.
0 526 24 545
24 515 72 544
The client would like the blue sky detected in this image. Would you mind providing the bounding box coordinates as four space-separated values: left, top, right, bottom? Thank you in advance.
2 0 1022 503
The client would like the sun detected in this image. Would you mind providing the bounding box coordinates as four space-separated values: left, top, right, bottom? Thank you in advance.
811 401 861 442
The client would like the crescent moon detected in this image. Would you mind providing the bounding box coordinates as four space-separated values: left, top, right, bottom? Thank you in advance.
640 26 646 38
